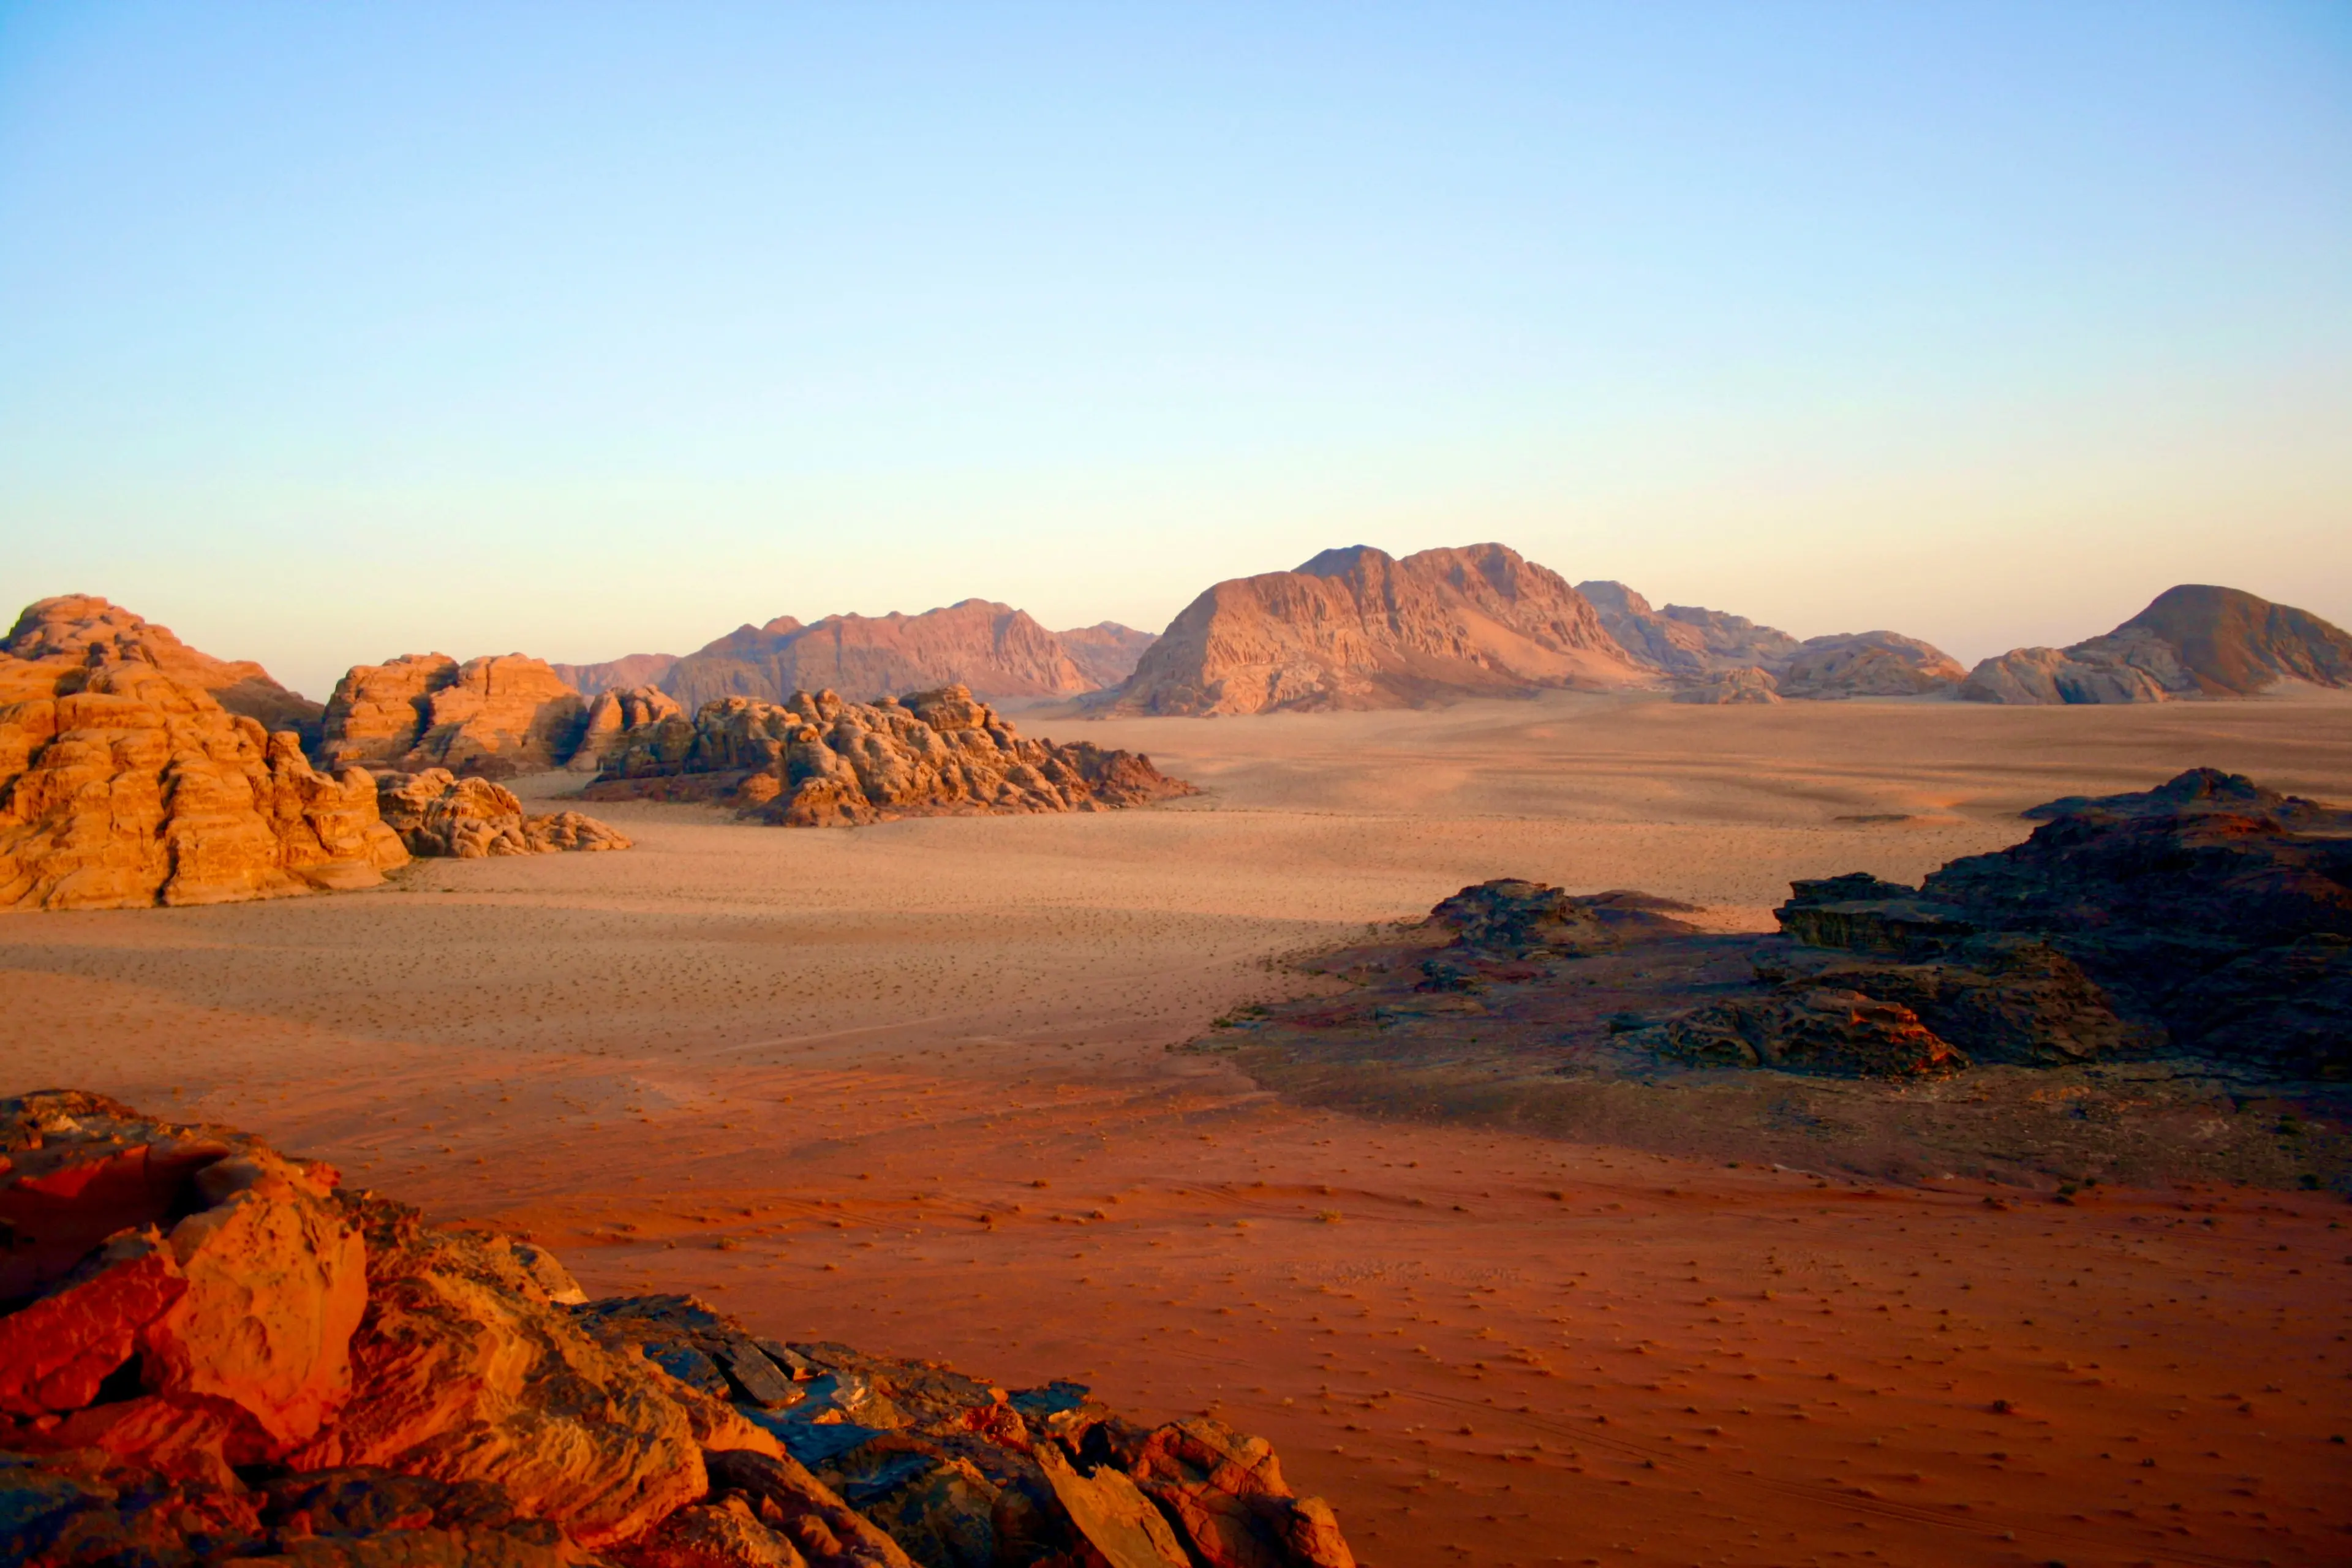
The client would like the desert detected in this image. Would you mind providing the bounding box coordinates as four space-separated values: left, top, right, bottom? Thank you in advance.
10 12 2351 1563
7 682 2349 1566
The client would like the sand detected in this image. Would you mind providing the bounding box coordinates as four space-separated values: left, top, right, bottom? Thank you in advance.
6 690 2350 1566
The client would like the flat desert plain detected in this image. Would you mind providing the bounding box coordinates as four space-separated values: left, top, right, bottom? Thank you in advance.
7 692 2351 1568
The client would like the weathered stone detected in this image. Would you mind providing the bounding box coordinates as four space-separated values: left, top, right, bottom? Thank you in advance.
374 769 630 859
588 686 1189 827
0 655 407 911
321 655 589 773
1670 665 1782 704
5 594 324 740
1649 987 1968 1079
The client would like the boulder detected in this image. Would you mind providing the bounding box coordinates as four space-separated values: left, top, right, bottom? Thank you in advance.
0 657 409 911
0 1091 1356 1566
1113 545 1651 715
587 685 1191 827
320 655 589 774
1961 585 2352 704
374 769 631 859
1648 987 1968 1078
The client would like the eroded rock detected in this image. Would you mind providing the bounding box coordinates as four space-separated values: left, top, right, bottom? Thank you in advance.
587 685 1191 827
320 654 589 774
0 1092 1355 1567
374 769 631 859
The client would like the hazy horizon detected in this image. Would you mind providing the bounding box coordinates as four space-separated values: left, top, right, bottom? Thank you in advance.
5 2 2348 699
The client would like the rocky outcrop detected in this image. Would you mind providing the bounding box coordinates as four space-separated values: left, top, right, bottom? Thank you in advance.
663 601 1095 709
1115 545 1649 715
587 685 1192 827
1652 987 1968 1077
1671 666 1782 704
552 654 681 696
320 655 589 775
6 595 323 742
1776 631 1964 698
0 1091 1355 1568
1760 769 2352 1075
375 770 632 858
1960 585 2352 704
0 646 409 912
1427 878 1695 960
1057 623 1159 690
1578 582 1963 701
570 687 686 775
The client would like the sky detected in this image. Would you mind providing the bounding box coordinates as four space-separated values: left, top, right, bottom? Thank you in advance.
2 2 2347 699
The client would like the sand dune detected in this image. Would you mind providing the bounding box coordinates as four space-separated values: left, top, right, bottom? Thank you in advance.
6 690 2348 1566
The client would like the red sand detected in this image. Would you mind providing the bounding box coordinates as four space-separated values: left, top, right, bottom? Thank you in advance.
6 693 2348 1565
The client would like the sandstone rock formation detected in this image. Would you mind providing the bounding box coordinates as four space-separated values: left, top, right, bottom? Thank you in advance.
1056 622 1159 690
1960 585 2352 704
0 1091 1355 1568
374 770 632 859
1114 545 1649 715
0 634 409 911
570 686 686 774
587 685 1191 827
552 654 681 696
1579 581 1963 700
1670 666 1782 704
320 654 589 775
1231 769 2346 1089
663 601 1096 709
6 595 323 741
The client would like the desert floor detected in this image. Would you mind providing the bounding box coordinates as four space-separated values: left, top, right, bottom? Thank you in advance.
7 692 2351 1567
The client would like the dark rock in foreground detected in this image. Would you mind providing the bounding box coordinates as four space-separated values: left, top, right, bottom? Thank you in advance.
0 1091 1353 1568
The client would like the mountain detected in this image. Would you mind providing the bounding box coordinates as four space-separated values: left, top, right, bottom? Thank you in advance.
1576 581 1801 677
1057 621 1159 688
550 652 679 695
6 594 324 739
1110 543 1648 715
1579 581 1964 699
1961 585 2352 704
661 598 1094 708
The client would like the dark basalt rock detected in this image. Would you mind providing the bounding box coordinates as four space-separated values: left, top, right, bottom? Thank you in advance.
1427 878 1697 959
1777 769 2352 1077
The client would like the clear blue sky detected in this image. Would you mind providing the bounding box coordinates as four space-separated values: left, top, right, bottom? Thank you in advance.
3 2 2346 698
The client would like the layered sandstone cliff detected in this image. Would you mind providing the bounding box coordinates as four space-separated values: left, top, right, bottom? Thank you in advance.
0 1090 1357 1568
0 624 409 911
1961 584 2352 704
319 654 589 775
587 684 1191 826
1114 544 1649 715
1578 581 1963 699
663 600 1096 708
6 595 324 741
